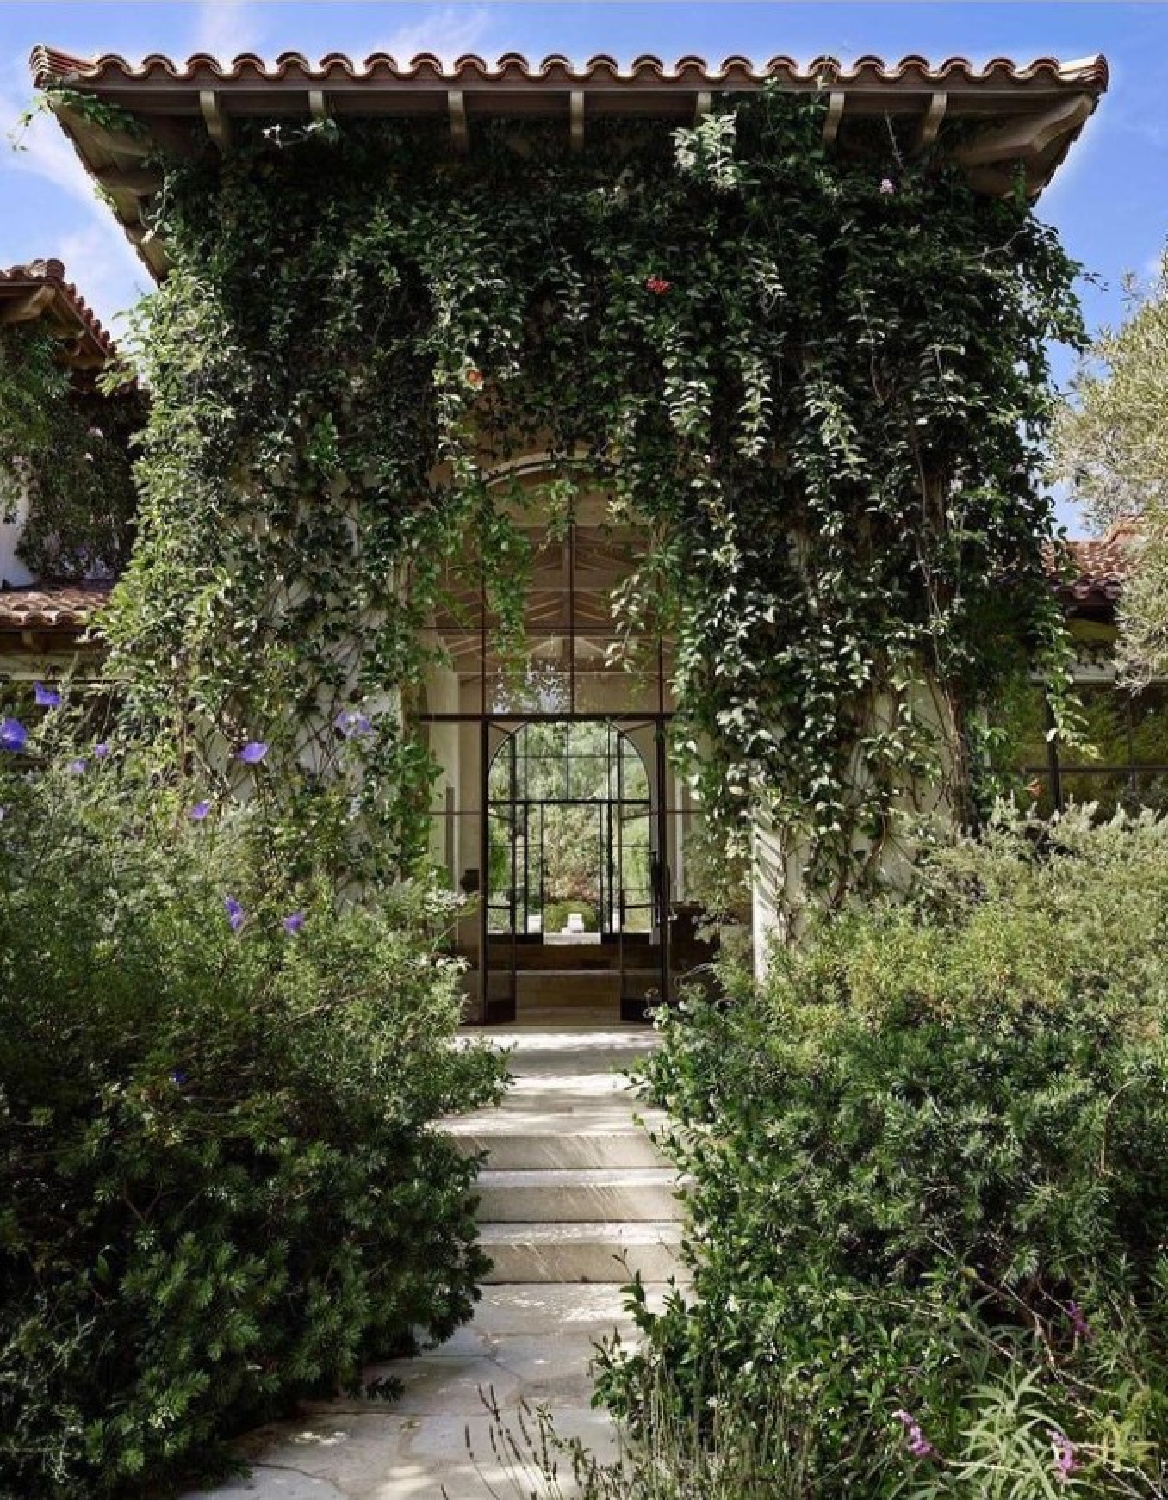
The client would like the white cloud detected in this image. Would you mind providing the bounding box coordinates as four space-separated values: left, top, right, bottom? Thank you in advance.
375 6 495 66
194 0 267 64
56 222 151 337
2 75 106 214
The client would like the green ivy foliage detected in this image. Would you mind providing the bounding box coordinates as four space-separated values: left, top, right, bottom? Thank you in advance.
0 325 140 581
109 92 1084 891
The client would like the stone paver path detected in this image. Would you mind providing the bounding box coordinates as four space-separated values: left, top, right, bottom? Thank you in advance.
181 1027 682 1499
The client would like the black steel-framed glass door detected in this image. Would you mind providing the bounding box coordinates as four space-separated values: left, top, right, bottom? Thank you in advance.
479 715 668 1021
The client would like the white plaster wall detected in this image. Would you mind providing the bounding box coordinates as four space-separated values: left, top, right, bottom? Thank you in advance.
0 473 34 588
750 677 959 979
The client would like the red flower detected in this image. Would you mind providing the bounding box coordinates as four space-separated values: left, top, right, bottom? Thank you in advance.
645 276 673 295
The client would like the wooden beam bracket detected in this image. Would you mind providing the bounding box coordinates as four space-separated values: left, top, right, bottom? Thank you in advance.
448 89 469 153
955 94 1092 169
823 91 846 148
200 88 232 151
570 89 584 153
913 92 948 154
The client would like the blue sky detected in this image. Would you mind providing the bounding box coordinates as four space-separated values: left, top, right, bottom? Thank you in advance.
2 1 1166 534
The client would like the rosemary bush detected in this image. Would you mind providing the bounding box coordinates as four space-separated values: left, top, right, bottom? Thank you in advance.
0 711 506 1499
599 809 1168 1497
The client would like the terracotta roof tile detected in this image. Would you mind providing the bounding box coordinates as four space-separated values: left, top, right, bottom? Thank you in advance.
29 48 1109 90
29 46 1108 281
0 582 113 632
1045 522 1139 612
0 259 117 367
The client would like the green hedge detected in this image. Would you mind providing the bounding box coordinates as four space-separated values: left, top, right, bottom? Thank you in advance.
602 810 1168 1497
0 744 505 1498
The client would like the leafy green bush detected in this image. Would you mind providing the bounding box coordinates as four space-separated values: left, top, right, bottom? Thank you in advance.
601 809 1168 1497
542 899 599 934
0 729 506 1499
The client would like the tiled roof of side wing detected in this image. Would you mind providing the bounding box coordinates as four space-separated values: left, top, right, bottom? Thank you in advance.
0 259 117 364
0 582 114 632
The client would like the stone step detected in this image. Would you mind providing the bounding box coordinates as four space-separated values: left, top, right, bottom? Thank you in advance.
479 1220 684 1284
448 1120 669 1169
477 1167 683 1222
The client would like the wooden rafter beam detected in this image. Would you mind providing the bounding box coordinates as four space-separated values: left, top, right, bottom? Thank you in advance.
448 89 468 153
570 89 584 152
200 88 232 150
954 94 1092 169
913 92 947 153
822 90 845 147
0 285 56 324
94 166 163 196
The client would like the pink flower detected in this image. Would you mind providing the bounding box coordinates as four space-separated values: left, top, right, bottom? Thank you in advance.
645 275 673 295
1049 1429 1078 1482
894 1409 935 1460
880 177 896 195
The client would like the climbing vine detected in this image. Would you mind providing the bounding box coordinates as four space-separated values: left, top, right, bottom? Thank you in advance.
0 323 139 581
104 89 1085 898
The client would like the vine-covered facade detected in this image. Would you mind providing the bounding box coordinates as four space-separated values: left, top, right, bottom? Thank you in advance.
25 48 1110 1018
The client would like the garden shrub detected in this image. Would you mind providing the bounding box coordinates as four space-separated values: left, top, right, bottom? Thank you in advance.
600 809 1168 1497
0 721 506 1499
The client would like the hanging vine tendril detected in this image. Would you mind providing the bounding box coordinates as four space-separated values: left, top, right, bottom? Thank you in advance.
100 89 1085 899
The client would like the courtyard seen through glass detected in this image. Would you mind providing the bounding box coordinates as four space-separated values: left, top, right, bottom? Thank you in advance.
486 720 653 939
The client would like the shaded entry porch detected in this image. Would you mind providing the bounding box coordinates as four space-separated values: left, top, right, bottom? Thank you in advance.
417 485 718 1022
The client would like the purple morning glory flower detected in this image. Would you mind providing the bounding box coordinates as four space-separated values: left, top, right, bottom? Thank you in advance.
93 741 111 760
236 741 268 765
334 709 374 739
1067 1301 1093 1342
189 800 212 822
67 759 88 775
224 895 245 932
0 718 28 753
894 1410 935 1460
283 911 305 935
169 1069 189 1087
33 682 61 708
